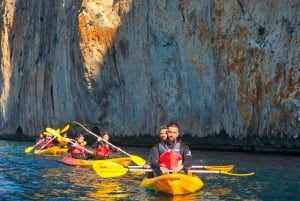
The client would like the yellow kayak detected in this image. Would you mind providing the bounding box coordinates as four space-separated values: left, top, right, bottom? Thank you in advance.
140 173 204 195
34 146 68 156
62 154 132 168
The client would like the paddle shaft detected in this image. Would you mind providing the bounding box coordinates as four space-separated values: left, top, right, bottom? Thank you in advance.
74 121 130 156
127 168 255 176
28 142 39 150
128 168 221 173
25 143 38 153
128 168 220 173
128 165 234 169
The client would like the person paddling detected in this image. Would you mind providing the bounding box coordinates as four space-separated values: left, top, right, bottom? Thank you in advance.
36 132 46 149
92 132 119 159
44 134 54 148
36 132 54 150
57 132 69 148
68 133 91 159
143 125 168 169
148 122 192 176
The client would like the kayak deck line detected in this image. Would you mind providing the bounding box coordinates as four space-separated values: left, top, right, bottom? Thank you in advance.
62 154 132 168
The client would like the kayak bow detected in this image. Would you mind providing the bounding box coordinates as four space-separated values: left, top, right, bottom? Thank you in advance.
140 173 204 195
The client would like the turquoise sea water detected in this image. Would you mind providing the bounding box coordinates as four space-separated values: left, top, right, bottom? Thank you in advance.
0 140 299 201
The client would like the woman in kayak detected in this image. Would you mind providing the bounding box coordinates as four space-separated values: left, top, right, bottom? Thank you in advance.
92 132 119 159
68 133 91 159
148 122 192 176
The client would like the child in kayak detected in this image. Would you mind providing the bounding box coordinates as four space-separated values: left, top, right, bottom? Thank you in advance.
92 132 119 159
68 133 92 159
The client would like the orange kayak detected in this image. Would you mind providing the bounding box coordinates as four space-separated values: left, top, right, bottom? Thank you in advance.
62 154 131 168
140 173 204 195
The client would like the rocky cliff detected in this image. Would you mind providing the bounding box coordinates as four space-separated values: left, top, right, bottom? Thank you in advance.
0 0 299 153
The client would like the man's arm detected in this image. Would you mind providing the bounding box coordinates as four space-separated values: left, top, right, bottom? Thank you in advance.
149 144 160 168
182 144 192 169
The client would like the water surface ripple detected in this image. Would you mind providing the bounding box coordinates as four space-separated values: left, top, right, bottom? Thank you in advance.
0 140 299 201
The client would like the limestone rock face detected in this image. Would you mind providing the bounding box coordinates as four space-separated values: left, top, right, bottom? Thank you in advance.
0 0 299 150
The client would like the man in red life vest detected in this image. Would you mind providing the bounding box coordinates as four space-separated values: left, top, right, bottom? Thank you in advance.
149 122 192 176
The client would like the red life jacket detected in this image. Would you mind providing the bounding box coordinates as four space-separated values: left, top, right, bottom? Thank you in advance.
71 144 84 155
37 139 45 148
96 144 110 157
158 142 183 169
45 140 54 148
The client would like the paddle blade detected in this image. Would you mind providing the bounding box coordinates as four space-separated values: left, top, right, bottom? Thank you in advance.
130 155 146 166
24 146 34 153
93 161 128 178
220 171 255 177
204 165 234 172
60 124 70 133
46 127 62 138
189 169 255 177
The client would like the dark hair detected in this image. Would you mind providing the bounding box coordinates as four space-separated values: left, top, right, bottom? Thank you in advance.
167 122 180 130
76 133 84 139
102 132 110 137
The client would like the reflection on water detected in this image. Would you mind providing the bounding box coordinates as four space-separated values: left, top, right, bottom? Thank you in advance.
90 181 128 200
210 187 232 195
0 140 299 201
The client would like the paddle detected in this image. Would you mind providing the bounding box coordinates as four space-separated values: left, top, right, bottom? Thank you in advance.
93 161 128 178
129 168 255 177
24 132 54 153
24 142 41 153
24 125 69 153
60 124 70 133
46 127 94 154
93 162 255 178
128 164 235 172
73 121 146 166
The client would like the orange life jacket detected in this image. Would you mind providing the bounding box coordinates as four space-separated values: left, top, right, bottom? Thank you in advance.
58 141 68 148
158 142 183 169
